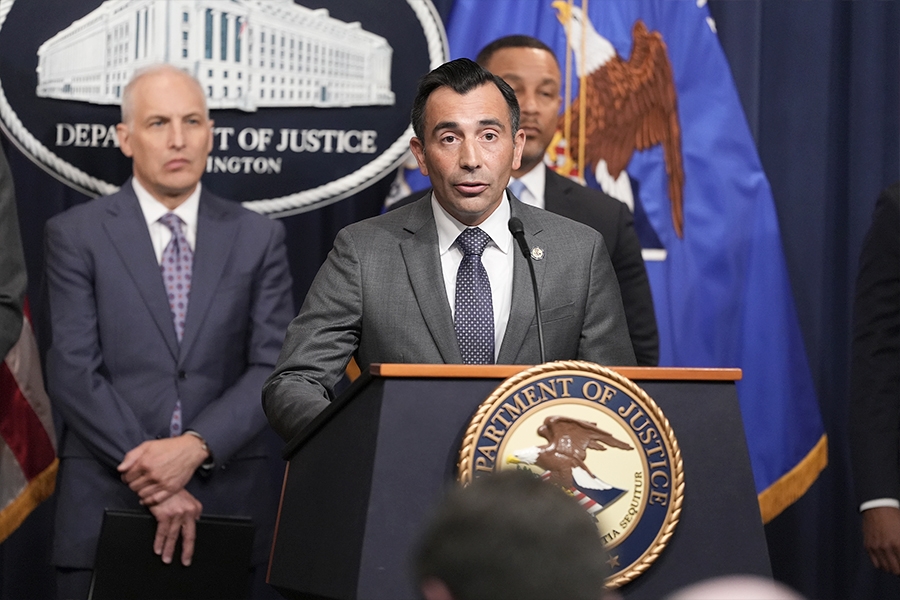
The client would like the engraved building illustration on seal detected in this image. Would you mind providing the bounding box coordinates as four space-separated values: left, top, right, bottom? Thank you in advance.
35 0 395 111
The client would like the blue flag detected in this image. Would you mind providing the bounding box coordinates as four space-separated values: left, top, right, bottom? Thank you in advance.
445 0 827 522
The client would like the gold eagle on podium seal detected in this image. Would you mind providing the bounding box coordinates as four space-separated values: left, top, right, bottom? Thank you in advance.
458 361 684 588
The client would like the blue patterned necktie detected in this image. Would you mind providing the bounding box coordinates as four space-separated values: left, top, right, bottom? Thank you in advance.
159 212 192 436
454 227 494 364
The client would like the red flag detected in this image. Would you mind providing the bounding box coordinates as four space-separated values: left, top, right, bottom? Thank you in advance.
0 309 57 542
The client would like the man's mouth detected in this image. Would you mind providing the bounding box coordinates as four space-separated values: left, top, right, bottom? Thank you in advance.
165 158 190 170
454 182 489 196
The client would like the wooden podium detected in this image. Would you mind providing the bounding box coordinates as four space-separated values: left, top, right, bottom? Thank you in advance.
267 365 770 600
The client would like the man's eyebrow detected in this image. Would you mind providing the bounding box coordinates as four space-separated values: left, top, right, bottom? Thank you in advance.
432 118 506 133
478 118 505 130
432 120 459 133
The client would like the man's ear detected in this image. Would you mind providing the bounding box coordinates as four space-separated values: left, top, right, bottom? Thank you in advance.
409 136 429 176
116 123 133 158
511 128 526 171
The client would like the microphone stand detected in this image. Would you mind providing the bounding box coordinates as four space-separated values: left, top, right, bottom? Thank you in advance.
508 217 546 364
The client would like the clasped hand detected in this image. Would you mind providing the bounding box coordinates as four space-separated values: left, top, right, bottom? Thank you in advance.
117 436 210 566
118 436 209 505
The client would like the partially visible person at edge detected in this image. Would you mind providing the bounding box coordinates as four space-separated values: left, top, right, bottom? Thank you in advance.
849 182 900 577
0 146 25 360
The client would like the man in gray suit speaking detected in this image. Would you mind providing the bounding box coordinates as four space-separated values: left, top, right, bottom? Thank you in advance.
263 58 635 443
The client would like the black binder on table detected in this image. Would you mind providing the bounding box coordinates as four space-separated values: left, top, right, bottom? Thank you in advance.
89 509 254 600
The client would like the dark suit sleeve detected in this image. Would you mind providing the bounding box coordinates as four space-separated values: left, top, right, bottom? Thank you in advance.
188 219 294 463
849 183 900 505
45 217 152 466
608 201 659 366
263 226 362 442
0 148 25 358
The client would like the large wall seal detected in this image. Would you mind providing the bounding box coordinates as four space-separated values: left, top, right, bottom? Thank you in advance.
458 360 684 588
0 0 447 216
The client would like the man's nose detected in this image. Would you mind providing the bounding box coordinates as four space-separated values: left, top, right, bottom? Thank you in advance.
519 90 538 113
169 123 185 148
459 138 481 169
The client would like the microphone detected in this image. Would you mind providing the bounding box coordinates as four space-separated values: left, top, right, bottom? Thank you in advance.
508 217 545 363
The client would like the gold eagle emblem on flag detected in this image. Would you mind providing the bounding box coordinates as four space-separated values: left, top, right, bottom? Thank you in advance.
554 2 685 238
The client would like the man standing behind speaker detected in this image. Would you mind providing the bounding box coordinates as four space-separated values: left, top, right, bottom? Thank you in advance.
263 58 635 444
393 36 658 366
44 65 293 599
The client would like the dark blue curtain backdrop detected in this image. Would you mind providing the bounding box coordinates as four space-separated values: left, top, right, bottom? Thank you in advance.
1 1 897 598
709 2 899 598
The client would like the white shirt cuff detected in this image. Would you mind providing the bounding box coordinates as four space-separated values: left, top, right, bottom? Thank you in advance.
860 498 900 512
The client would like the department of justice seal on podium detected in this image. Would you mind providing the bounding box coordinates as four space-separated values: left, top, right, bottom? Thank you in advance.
457 361 684 588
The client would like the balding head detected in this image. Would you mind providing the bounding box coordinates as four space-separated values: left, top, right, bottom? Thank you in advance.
115 64 213 209
120 64 208 127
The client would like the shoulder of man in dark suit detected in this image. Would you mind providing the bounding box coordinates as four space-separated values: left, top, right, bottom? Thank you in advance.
46 184 132 226
509 198 637 367
542 169 625 245
543 170 659 366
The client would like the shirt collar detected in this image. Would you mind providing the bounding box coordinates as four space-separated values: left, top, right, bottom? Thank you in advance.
432 192 514 257
132 178 201 231
510 161 547 208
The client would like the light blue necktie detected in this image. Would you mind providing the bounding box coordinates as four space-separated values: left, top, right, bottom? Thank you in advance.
508 178 526 200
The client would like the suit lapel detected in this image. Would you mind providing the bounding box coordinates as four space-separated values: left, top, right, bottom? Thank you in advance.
102 187 179 360
399 200 461 363
498 201 547 364
179 192 238 362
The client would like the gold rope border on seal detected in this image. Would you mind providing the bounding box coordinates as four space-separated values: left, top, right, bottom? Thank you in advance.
456 360 684 589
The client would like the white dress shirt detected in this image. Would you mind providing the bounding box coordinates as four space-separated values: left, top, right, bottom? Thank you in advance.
432 192 515 361
133 178 201 264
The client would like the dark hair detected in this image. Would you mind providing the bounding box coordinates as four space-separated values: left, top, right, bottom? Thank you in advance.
410 58 520 140
414 470 608 600
475 35 560 69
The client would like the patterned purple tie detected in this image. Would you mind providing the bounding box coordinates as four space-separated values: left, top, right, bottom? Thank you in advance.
159 213 192 436
454 227 494 364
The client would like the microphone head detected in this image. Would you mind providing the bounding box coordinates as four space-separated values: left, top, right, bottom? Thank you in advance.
508 217 530 258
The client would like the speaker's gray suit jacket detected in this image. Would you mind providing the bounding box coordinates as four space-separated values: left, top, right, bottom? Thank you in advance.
44 182 294 568
263 193 636 443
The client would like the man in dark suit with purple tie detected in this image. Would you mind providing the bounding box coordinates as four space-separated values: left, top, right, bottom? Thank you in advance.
44 64 293 599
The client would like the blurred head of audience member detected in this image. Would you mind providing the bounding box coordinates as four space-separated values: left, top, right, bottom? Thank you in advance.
414 469 608 600
664 574 806 600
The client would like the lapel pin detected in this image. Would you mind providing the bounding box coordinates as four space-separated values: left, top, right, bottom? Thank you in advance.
530 246 544 261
